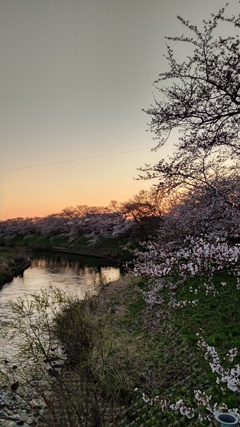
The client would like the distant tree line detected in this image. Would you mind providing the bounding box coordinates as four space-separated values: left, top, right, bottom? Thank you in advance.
0 188 165 243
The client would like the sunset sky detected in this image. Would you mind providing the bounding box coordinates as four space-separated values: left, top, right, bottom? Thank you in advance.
0 0 237 220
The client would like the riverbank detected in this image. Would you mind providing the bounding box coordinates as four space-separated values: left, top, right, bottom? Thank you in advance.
37 270 240 426
0 248 31 288
1 269 239 426
0 234 135 265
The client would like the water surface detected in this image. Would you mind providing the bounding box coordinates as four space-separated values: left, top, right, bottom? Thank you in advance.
0 252 121 359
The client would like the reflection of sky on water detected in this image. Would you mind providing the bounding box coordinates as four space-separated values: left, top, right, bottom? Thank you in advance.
0 255 120 360
101 267 120 284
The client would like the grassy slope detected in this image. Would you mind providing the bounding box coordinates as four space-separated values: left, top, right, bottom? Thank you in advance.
0 249 14 284
54 270 240 426
0 248 30 286
49 273 240 427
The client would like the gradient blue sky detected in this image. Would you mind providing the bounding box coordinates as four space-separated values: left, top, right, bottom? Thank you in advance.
0 0 237 219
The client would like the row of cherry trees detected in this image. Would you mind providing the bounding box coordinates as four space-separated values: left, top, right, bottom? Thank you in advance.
0 187 163 242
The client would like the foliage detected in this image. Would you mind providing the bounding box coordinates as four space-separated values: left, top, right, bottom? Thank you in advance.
0 249 30 287
0 281 155 426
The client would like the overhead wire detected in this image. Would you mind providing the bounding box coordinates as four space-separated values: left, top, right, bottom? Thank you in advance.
0 147 152 173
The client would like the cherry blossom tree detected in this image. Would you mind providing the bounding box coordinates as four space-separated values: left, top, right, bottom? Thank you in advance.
139 3 240 192
132 173 240 286
133 3 240 291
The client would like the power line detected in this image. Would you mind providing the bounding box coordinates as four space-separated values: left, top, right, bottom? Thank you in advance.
0 147 152 173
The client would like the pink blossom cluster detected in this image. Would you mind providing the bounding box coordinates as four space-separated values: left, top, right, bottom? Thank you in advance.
138 387 240 422
131 175 240 281
169 399 195 419
140 391 196 419
197 335 240 392
132 235 240 309
138 388 240 422
171 299 198 308
133 236 240 281
157 175 240 244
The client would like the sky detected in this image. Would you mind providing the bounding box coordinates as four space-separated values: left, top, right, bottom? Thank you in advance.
0 0 237 220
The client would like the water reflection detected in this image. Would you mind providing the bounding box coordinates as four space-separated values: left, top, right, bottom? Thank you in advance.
0 254 120 304
0 253 121 359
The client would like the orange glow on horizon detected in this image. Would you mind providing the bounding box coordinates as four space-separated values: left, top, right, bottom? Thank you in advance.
1 180 155 221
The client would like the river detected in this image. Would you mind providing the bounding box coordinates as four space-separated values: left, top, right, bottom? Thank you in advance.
0 252 121 359
0 252 121 426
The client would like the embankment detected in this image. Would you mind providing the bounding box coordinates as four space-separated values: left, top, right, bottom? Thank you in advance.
0 251 31 287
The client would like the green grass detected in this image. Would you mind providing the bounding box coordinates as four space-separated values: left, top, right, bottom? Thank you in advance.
2 249 239 425
72 271 240 425
174 272 240 352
